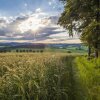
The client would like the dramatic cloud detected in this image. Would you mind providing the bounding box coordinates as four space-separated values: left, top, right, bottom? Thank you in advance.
0 0 80 43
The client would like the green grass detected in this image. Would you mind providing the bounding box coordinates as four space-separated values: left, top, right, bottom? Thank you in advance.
75 57 100 100
44 46 88 54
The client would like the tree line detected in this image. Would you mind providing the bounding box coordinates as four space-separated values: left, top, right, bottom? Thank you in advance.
0 49 44 53
58 0 100 58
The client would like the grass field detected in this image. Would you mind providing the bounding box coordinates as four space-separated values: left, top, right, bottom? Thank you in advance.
0 44 88 54
0 53 100 100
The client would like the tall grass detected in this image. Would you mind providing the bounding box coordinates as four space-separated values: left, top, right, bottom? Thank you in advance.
0 53 99 100
75 57 100 100
0 53 74 100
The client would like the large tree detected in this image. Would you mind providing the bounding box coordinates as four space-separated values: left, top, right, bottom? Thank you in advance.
58 0 100 58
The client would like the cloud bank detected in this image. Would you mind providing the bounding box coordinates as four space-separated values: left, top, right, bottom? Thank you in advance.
0 0 80 43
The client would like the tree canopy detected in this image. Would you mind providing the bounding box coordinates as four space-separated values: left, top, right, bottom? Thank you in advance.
58 0 100 57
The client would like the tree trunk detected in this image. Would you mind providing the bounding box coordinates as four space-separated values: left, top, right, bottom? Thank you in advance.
95 0 99 58
94 44 98 58
88 45 91 58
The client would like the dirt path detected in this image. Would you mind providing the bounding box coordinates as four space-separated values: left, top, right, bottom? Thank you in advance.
65 56 76 100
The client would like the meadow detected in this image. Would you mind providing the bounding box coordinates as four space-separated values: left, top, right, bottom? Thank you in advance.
0 53 100 100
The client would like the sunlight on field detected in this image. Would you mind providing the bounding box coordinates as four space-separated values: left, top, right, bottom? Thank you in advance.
0 53 100 100
0 53 73 100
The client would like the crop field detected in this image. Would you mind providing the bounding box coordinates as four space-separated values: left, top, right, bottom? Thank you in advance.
0 53 100 100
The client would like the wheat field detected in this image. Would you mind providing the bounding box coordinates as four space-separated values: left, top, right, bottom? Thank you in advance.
0 53 100 100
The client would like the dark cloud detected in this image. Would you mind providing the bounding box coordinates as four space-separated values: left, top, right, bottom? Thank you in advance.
14 16 29 22
48 16 59 24
0 19 6 23
0 29 7 36
0 12 66 42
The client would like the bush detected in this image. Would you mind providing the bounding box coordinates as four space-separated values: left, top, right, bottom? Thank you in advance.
67 51 72 53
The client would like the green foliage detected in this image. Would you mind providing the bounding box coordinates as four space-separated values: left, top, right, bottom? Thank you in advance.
81 21 100 46
58 0 100 53
75 57 100 100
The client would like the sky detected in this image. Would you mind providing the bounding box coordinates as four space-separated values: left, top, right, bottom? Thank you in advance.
0 0 80 43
